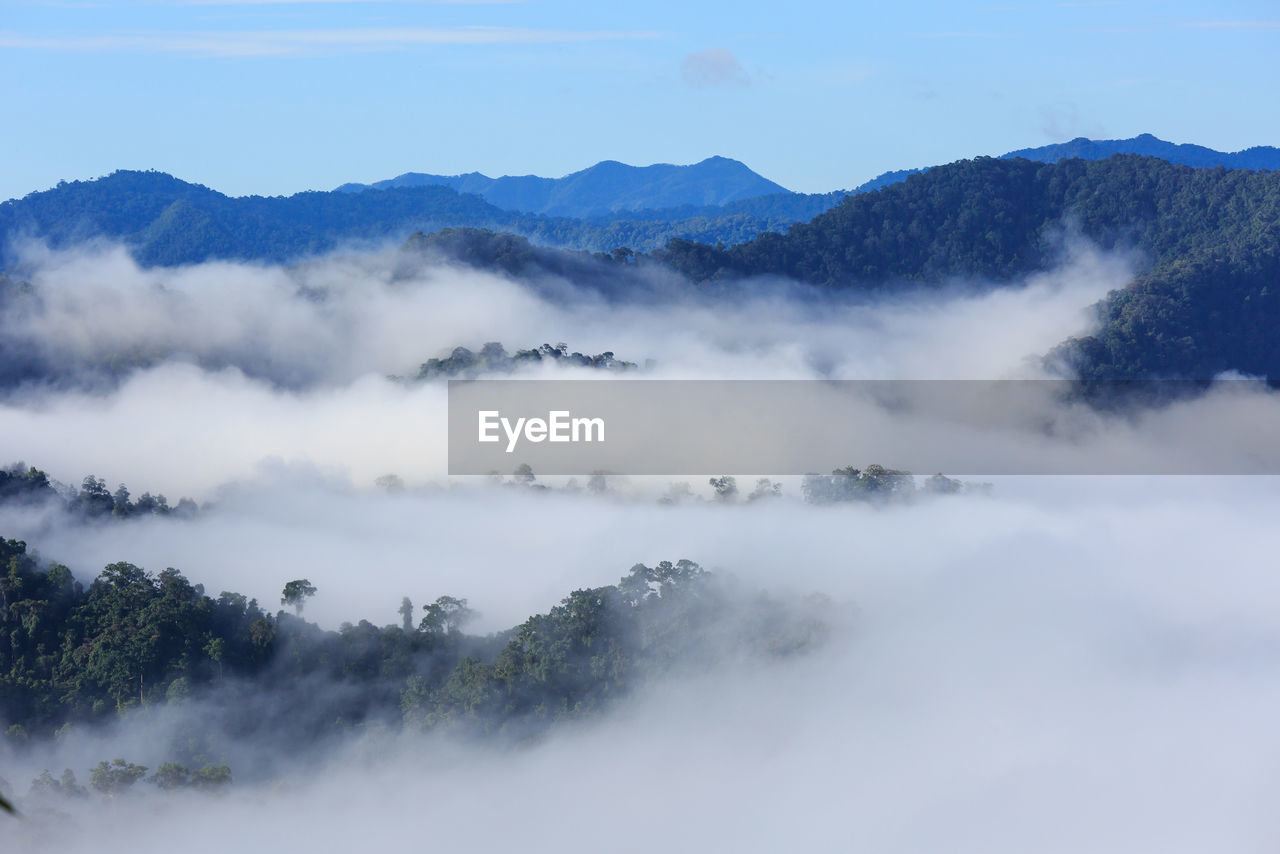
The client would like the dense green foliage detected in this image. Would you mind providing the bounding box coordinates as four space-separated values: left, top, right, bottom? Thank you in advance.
1058 240 1280 381
0 464 197 520
10 136 1272 270
0 535 829 746
0 171 517 267
0 170 836 268
658 155 1280 285
658 155 1280 380
401 559 828 731
0 538 266 729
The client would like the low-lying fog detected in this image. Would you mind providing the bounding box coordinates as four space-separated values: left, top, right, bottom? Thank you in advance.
6 478 1280 853
0 240 1130 493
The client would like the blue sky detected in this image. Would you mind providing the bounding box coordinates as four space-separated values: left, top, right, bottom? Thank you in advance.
3 0 1278 201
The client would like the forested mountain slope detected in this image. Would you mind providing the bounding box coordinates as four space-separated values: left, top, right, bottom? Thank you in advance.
0 170 827 267
657 155 1280 380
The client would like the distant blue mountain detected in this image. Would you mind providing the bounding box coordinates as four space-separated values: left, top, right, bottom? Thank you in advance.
850 167 926 194
1001 133 1280 170
0 169 821 268
5 136 1276 270
851 134 1280 197
336 156 792 218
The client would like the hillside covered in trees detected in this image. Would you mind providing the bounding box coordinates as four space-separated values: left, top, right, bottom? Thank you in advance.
0 534 830 749
834 133 1280 199
6 153 1280 385
4 135 1273 275
657 155 1280 286
657 155 1280 381
0 170 839 268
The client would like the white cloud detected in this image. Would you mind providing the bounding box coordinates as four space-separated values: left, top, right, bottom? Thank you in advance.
680 48 750 88
0 240 1134 495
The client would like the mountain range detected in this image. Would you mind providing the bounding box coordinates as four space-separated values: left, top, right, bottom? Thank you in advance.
845 134 1280 195
0 173 848 269
2 135 1276 271
335 155 792 218
4 136 1280 388
1001 133 1280 170
331 134 1280 221
656 154 1280 385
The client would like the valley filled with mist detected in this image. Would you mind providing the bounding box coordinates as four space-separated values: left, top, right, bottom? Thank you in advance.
4 183 1280 849
8 0 1280 844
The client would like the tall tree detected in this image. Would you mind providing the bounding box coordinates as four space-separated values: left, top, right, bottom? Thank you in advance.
281 579 317 617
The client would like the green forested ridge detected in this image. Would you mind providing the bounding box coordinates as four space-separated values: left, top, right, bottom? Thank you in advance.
0 171 520 266
658 155 1280 380
0 464 197 520
839 133 1280 201
0 170 828 268
1057 240 1280 381
10 136 1269 271
658 155 1280 285
0 534 829 744
405 158 1280 382
8 155 1280 382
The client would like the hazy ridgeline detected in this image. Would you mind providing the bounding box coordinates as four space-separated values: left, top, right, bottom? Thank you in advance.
2 238 1280 852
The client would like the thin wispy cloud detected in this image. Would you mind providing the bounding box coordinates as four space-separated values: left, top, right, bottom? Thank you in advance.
18 0 517 5
180 0 518 5
1182 20 1280 30
980 1 1124 10
0 26 660 57
906 30 1001 38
